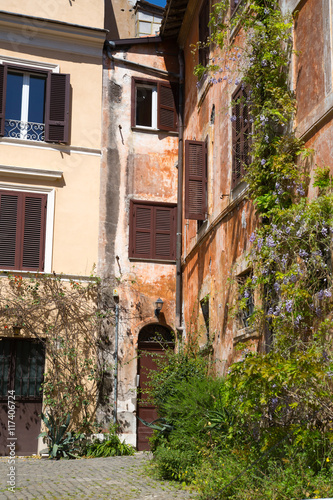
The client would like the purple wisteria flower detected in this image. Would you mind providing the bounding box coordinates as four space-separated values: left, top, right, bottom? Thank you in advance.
261 159 266 165
295 315 302 326
274 282 280 292
230 115 237 122
321 226 328 236
257 237 264 250
324 289 332 298
249 232 256 243
299 249 308 258
266 235 276 248
285 300 293 313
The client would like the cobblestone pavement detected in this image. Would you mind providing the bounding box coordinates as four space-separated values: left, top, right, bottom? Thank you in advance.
0 453 196 500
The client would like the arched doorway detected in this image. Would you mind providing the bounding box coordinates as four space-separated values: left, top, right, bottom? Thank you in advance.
137 324 174 451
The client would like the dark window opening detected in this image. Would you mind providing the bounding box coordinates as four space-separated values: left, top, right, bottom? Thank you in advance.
199 0 210 67
200 297 210 340
232 84 251 188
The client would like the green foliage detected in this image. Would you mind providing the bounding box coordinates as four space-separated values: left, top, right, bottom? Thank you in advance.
176 0 333 498
86 425 135 457
39 412 85 459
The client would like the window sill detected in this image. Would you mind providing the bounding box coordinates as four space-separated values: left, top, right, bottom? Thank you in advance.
229 0 248 41
231 179 247 201
233 327 260 344
197 76 212 110
131 126 178 135
129 257 176 264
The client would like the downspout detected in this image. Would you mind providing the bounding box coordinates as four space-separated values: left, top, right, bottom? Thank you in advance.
113 298 119 425
176 49 184 332
105 41 180 79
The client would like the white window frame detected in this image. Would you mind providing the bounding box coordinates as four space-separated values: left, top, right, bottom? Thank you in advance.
7 70 47 141
135 83 158 130
0 183 55 273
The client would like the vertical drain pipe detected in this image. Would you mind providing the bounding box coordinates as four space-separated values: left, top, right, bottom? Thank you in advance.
176 49 184 332
113 294 119 425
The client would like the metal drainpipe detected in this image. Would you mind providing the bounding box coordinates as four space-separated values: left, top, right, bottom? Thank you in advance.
176 49 184 332
105 41 180 79
113 299 119 425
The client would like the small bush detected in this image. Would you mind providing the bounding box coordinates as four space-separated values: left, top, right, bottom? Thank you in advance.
86 425 135 457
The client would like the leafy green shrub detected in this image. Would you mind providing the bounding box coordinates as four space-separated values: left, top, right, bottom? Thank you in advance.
86 425 135 457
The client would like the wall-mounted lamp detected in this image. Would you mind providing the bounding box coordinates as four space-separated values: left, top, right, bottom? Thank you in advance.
13 326 21 336
154 298 164 319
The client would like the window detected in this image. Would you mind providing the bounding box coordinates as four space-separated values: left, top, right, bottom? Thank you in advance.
0 64 70 143
230 0 241 16
199 0 210 67
129 200 176 261
185 139 208 220
0 190 47 271
200 296 210 340
131 77 178 132
231 84 250 188
136 11 162 37
237 272 254 328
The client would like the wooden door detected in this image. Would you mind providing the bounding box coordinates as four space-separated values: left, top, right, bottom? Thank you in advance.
0 338 45 456
137 324 174 451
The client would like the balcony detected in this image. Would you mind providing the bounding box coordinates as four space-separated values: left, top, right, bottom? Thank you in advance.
4 119 44 142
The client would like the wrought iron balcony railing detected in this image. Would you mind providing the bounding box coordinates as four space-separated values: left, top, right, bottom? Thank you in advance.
4 119 45 142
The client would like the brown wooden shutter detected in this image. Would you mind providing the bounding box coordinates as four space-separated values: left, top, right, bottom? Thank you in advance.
22 194 47 271
45 73 70 144
157 82 178 132
0 64 7 136
130 202 153 259
0 190 46 271
232 85 250 188
154 206 176 260
0 191 19 269
185 140 207 220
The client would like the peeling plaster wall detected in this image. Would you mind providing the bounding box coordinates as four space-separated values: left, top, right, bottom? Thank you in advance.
180 0 257 374
99 40 179 445
179 0 333 373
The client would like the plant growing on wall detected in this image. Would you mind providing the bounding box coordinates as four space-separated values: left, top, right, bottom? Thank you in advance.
0 272 112 432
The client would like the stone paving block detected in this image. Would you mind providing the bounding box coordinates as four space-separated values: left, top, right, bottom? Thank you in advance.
0 453 197 499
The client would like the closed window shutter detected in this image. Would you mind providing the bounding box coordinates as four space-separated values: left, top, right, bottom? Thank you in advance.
157 82 178 132
154 206 176 260
0 191 46 271
22 194 47 271
232 85 250 188
131 203 153 259
0 192 19 269
185 140 207 220
0 64 7 136
45 73 70 144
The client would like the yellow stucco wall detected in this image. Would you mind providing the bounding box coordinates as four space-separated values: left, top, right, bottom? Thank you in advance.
4 0 105 30
0 9 105 276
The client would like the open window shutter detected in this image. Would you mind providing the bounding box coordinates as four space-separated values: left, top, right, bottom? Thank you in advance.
154 206 176 260
0 64 7 136
22 193 47 271
158 82 178 132
185 140 207 220
45 73 70 143
0 191 19 269
130 203 153 259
